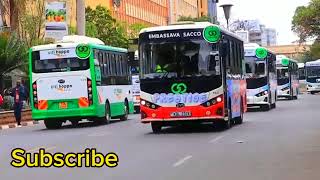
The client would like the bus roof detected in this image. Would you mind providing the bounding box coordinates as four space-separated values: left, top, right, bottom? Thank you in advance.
276 55 298 65
139 21 240 40
31 36 127 53
305 60 320 67
298 63 305 68
244 43 275 56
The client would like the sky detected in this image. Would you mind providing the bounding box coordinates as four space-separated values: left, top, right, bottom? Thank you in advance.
217 0 311 45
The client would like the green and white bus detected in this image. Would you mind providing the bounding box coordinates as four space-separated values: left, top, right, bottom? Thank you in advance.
29 36 134 129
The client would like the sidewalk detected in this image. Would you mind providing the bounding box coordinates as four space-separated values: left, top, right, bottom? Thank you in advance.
0 121 40 130
0 109 37 130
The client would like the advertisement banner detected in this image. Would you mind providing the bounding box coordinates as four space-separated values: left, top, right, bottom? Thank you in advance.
45 1 68 41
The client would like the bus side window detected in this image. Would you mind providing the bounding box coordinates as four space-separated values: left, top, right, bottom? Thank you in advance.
94 59 102 85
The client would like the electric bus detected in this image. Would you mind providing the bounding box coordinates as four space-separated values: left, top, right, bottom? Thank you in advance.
298 62 306 94
138 22 247 133
29 35 134 129
244 43 277 110
276 55 299 99
305 59 320 94
129 50 141 113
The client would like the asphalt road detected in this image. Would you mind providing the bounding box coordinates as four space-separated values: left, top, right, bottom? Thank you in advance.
1 94 320 180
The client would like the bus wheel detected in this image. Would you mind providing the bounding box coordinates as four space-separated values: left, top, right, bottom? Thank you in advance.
219 102 232 129
151 122 162 133
235 101 243 125
120 102 129 121
70 120 79 126
104 102 111 124
44 120 62 129
261 104 270 111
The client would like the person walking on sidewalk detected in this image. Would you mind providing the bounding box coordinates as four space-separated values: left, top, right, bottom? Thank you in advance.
10 80 28 127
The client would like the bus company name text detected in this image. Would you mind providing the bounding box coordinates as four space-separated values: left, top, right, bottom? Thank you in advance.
47 49 70 56
152 93 208 104
11 148 119 168
148 31 202 39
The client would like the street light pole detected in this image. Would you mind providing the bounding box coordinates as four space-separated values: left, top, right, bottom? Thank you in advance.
76 0 85 35
220 4 233 30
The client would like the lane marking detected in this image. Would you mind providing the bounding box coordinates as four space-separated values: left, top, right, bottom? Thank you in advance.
209 135 225 143
26 146 56 153
45 146 57 151
26 146 45 153
88 132 112 137
173 155 192 167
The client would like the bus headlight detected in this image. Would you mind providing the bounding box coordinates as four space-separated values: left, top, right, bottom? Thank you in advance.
201 95 223 107
140 99 159 109
255 91 268 97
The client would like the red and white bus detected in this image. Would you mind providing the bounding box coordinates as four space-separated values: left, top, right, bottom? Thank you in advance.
138 22 247 133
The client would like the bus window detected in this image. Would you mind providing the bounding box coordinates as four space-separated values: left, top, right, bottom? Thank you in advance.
255 62 265 76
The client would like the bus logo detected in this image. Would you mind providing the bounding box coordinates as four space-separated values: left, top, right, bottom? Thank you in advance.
58 79 65 84
76 44 91 59
203 26 221 43
171 83 187 94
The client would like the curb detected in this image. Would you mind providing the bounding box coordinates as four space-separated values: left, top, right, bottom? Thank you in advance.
0 121 40 130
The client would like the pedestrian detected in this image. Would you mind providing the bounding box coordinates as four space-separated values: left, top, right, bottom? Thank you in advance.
0 92 3 106
11 80 28 127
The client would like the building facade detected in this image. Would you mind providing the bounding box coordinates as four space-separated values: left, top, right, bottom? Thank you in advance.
233 20 277 46
266 45 310 60
198 0 208 17
168 0 199 23
111 0 169 26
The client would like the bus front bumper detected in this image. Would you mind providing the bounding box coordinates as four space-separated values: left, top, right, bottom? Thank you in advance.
307 84 320 92
32 106 98 120
140 103 225 123
246 95 269 106
277 89 290 97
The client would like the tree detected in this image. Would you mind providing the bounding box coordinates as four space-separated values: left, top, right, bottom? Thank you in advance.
85 6 129 48
292 0 320 42
19 0 46 47
292 0 320 60
0 32 28 91
128 23 148 39
177 15 210 22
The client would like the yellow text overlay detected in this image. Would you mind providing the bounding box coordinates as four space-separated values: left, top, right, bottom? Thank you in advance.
11 148 119 168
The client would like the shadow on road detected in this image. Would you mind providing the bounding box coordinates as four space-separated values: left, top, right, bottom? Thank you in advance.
145 123 246 135
35 118 133 131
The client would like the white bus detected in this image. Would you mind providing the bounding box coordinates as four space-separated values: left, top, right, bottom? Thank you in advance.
29 35 134 129
244 43 277 111
305 59 320 94
276 55 299 100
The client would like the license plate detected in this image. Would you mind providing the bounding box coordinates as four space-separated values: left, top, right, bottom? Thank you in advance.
170 112 191 117
59 102 68 109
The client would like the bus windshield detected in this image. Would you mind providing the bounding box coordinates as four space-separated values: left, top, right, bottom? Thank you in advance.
306 66 320 78
245 57 266 77
140 40 220 78
32 57 90 73
277 68 289 79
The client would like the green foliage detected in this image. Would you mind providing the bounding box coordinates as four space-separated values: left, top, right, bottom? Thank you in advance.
0 33 28 76
177 15 210 22
1 96 14 110
310 41 320 60
0 33 28 90
292 0 320 42
128 23 149 39
85 5 129 48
